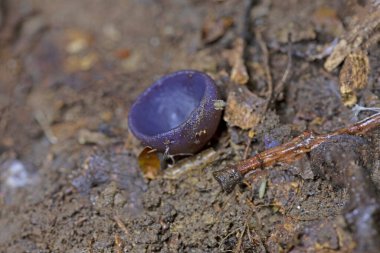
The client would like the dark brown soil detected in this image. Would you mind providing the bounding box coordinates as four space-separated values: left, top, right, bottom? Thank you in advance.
1 0 380 252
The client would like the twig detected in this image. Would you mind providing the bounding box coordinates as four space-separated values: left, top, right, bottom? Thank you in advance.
255 29 273 115
114 234 123 253
352 104 380 117
274 33 293 100
243 33 292 159
246 220 266 253
243 30 272 159
218 227 243 251
214 112 380 193
233 224 246 253
114 215 130 238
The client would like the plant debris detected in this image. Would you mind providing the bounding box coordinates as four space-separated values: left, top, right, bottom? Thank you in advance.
339 50 370 106
214 112 380 193
201 16 233 44
138 147 161 180
223 86 266 129
225 37 250 85
324 8 380 72
1 1 380 252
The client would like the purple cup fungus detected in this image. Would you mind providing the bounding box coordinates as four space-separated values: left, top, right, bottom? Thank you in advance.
128 70 222 154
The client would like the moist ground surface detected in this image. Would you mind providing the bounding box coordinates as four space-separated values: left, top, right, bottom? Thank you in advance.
0 1 380 252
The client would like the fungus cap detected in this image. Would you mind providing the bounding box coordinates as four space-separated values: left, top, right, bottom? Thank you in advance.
128 70 222 154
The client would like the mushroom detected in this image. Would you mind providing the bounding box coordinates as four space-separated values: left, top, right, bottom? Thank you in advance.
128 70 222 154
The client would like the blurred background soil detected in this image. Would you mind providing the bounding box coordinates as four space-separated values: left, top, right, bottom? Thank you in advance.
0 0 380 252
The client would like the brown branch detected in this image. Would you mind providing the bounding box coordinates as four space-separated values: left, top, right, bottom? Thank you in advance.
213 113 380 193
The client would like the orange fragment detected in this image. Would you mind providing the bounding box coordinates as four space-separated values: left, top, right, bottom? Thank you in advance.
138 147 161 180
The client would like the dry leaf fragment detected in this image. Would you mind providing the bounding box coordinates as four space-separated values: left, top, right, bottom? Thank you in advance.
324 10 380 71
201 16 233 44
324 39 350 72
339 50 370 106
224 37 249 85
138 147 161 180
223 86 265 129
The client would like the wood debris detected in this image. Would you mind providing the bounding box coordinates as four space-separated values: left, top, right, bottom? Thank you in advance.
324 10 380 71
224 37 250 85
339 50 370 106
223 86 265 130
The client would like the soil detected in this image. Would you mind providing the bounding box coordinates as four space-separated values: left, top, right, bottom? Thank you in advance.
0 0 380 252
